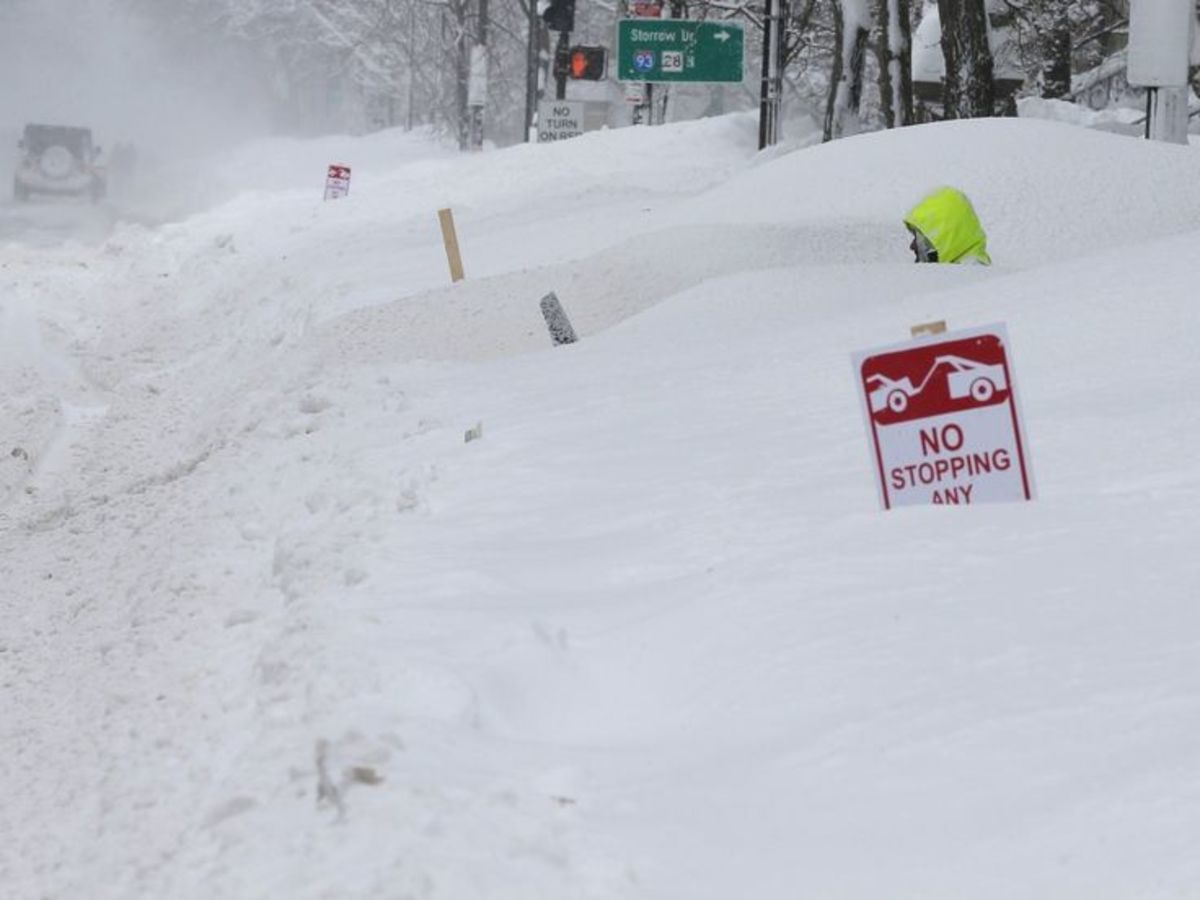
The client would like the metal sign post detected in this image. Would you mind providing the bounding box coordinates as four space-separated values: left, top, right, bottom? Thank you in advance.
1127 0 1194 145
758 0 785 149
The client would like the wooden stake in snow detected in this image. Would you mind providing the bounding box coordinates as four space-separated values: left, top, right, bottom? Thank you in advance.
438 208 465 282
539 292 578 345
911 320 947 338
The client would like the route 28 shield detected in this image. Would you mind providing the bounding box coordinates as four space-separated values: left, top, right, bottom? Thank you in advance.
852 324 1035 510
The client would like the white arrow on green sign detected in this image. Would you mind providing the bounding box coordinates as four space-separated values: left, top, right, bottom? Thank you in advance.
616 19 744 83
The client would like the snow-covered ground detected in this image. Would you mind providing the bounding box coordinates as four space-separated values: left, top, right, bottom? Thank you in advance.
3 115 1200 899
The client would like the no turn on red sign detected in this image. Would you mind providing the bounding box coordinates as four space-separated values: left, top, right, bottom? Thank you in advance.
852 324 1035 510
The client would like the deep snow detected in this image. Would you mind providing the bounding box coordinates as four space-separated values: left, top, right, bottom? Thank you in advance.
2 115 1200 899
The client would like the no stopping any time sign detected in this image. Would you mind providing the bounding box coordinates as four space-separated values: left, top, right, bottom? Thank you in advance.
852 324 1035 510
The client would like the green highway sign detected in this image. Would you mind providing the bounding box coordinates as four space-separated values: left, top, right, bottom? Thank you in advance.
616 19 745 84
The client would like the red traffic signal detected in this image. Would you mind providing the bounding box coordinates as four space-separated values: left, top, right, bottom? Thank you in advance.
568 45 607 81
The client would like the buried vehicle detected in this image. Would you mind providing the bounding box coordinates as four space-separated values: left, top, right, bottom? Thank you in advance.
13 124 106 202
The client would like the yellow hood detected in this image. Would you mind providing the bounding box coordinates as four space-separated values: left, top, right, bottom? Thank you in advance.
904 187 991 265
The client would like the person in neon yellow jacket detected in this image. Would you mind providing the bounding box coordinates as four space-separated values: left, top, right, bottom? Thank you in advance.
904 186 992 265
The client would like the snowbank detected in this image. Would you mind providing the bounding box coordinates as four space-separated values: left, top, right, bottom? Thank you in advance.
1018 96 1145 135
4 113 1200 899
682 117 1200 266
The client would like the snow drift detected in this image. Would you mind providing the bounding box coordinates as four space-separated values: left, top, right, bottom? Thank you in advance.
2 115 1200 899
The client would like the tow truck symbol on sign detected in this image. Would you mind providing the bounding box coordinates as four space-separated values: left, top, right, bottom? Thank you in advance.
867 354 1008 417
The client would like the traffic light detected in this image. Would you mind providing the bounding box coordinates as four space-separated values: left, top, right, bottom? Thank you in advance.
568 45 607 80
541 0 575 33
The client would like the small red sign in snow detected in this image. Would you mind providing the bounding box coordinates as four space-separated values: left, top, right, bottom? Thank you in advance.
324 163 352 201
852 324 1035 509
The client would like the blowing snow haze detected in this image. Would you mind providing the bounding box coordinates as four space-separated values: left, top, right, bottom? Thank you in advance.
0 0 275 225
0 0 274 154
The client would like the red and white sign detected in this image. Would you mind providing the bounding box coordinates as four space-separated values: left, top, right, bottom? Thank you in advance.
852 324 1035 509
324 163 351 201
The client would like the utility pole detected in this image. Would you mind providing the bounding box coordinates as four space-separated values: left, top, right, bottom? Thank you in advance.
937 0 995 118
758 0 785 148
525 0 539 140
657 0 687 125
406 1 416 131
450 0 470 149
467 0 489 150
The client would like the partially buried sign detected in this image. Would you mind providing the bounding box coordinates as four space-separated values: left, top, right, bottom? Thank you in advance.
324 164 351 200
537 100 585 142
852 323 1035 509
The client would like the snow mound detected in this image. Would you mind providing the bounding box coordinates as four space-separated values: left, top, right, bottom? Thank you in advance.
682 118 1200 265
6 111 1200 899
1018 96 1145 133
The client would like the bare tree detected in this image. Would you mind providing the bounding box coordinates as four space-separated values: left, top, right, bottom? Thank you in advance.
938 0 994 118
824 0 870 140
1003 0 1073 99
876 0 913 127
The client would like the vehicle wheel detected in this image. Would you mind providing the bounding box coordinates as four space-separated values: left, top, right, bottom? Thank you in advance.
970 378 995 403
887 390 909 414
